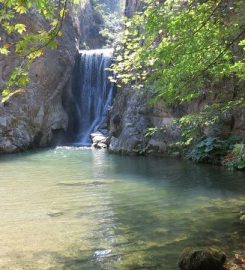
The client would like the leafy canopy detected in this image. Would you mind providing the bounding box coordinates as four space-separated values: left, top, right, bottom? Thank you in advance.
111 0 245 141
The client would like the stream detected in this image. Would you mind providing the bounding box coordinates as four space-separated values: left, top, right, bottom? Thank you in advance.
0 147 244 269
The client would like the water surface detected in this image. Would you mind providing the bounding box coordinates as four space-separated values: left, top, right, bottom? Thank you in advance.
0 148 244 269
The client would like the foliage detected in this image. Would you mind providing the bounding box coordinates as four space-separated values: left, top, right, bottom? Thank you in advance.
144 127 160 137
143 120 245 167
222 143 245 170
99 12 123 47
0 0 80 102
186 135 245 167
186 137 229 164
112 0 245 96
132 144 147 155
111 0 245 142
90 0 124 47
177 98 245 143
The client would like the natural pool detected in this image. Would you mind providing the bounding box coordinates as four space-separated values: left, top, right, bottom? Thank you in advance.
0 147 244 270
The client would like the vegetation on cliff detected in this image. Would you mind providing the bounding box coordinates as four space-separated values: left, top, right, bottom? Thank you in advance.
111 0 245 168
0 0 82 102
89 0 125 47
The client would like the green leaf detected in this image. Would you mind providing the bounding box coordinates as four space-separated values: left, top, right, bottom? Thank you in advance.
14 23 26 34
14 5 27 14
0 47 9 55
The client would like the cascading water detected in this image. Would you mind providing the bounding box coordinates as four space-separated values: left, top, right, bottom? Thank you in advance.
73 49 115 145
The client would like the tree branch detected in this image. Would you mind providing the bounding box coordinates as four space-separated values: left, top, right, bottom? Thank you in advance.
191 26 245 81
22 0 69 60
193 0 223 35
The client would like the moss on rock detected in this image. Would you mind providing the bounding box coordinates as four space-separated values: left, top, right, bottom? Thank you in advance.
178 247 226 270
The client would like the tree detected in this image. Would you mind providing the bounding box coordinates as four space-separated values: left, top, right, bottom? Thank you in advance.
0 0 80 102
111 0 245 142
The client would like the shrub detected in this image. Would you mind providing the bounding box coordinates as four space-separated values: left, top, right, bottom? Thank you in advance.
187 137 228 164
222 144 245 170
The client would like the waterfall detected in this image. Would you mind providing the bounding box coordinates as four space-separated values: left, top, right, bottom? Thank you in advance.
73 48 115 145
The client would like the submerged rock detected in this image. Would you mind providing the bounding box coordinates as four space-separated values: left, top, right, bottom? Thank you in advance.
239 209 245 224
94 249 112 257
178 247 226 270
240 215 245 224
226 251 245 270
47 211 64 218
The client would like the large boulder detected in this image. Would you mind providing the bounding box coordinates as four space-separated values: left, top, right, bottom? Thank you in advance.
178 247 226 270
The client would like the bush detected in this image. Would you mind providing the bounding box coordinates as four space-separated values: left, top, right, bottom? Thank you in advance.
187 137 228 164
222 144 245 170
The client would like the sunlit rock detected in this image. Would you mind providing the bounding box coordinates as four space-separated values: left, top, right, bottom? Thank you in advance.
91 132 108 149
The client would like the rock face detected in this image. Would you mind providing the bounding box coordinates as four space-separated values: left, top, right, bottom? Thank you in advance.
178 247 226 270
125 0 144 17
109 0 182 156
79 2 106 49
108 82 245 156
108 1 245 157
109 87 181 155
91 132 109 149
0 3 88 153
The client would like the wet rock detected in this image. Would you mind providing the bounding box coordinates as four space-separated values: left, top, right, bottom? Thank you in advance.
178 247 226 270
146 139 167 154
94 249 112 258
91 132 108 149
94 249 114 263
226 251 245 270
57 182 84 186
96 142 108 149
240 215 245 224
110 114 121 137
88 181 107 186
91 132 107 144
240 209 245 215
58 180 107 187
47 211 64 218
170 151 181 158
238 208 245 224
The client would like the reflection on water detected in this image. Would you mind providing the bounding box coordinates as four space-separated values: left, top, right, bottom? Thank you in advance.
0 148 244 269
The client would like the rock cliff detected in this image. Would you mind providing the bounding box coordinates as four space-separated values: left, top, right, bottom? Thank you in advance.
109 82 245 157
109 87 181 155
79 2 106 49
124 0 144 17
108 1 245 158
0 3 84 153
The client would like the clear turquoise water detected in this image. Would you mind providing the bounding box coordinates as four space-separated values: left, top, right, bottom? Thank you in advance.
0 147 244 269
